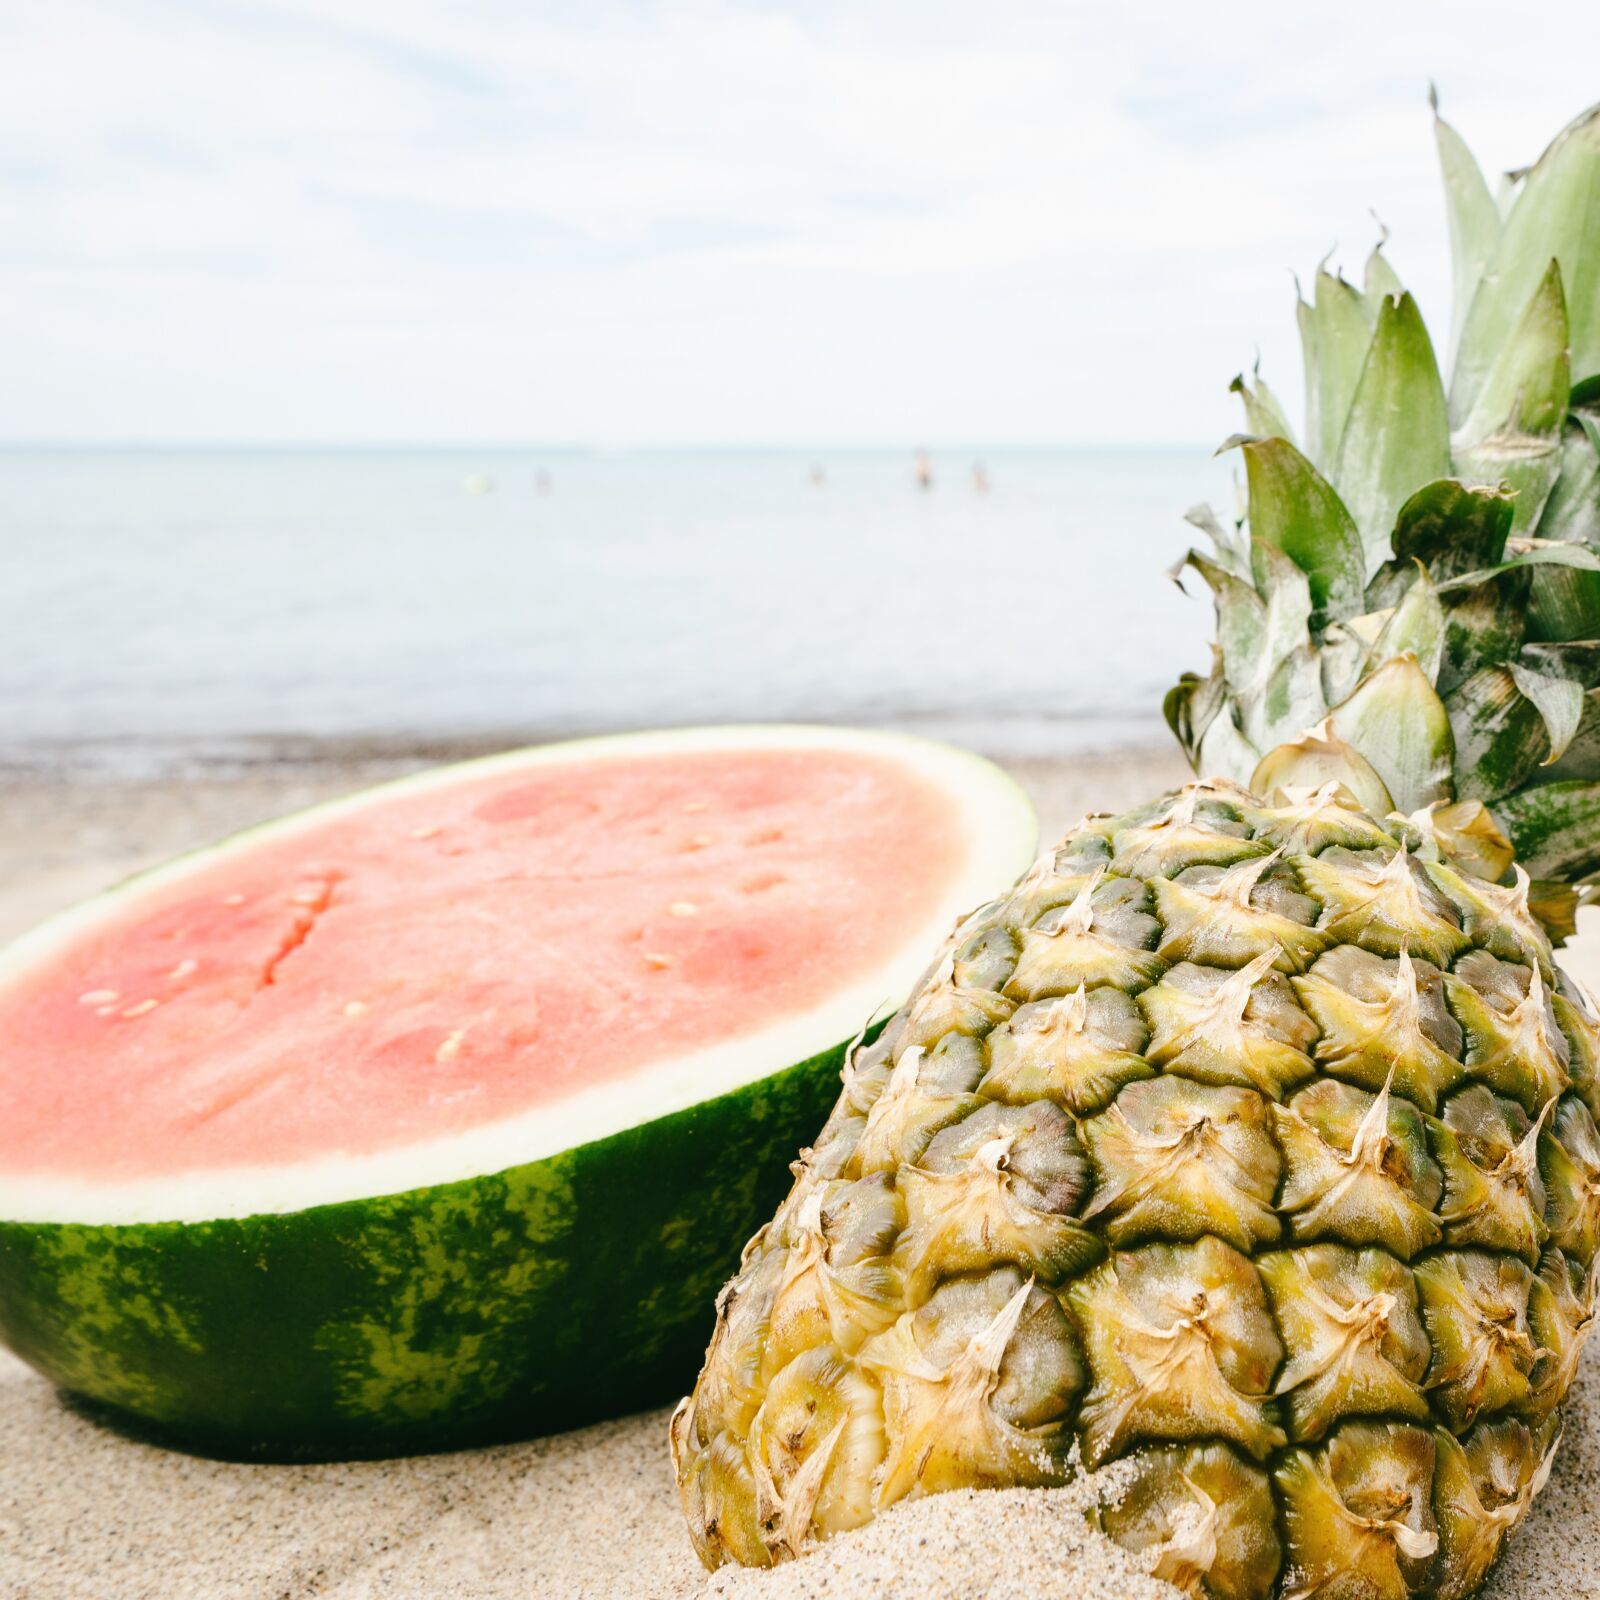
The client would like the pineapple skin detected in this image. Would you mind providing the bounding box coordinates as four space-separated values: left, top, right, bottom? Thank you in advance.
672 781 1600 1599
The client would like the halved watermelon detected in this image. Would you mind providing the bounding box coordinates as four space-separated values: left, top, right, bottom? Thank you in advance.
0 726 1033 1459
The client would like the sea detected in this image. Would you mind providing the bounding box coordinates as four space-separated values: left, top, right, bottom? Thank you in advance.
0 447 1231 776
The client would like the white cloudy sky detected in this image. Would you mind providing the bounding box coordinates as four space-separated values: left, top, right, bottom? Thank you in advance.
2 1 1596 446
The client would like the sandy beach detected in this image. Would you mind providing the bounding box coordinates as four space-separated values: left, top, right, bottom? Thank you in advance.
3 743 1597 1600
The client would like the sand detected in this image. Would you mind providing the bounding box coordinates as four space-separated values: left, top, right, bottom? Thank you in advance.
699 1475 1176 1600
2 743 1598 1599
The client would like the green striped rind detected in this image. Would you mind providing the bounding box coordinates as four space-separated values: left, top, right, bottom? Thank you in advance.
0 1029 856 1461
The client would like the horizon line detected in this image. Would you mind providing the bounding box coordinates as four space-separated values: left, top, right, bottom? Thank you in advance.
0 438 1218 455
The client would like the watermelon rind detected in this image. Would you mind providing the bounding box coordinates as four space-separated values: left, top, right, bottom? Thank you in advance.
0 725 1035 1459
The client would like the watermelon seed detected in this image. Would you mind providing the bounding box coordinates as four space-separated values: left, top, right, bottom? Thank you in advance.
435 1029 467 1062
669 901 699 917
343 1000 368 1017
411 825 441 840
78 989 119 1006
169 959 198 981
644 952 675 969
122 999 160 1018
741 873 786 894
223 893 247 906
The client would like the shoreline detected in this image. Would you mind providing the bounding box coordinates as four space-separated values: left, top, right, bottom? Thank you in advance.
0 714 1176 783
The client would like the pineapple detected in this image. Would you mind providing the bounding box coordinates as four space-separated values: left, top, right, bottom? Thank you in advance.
673 100 1600 1599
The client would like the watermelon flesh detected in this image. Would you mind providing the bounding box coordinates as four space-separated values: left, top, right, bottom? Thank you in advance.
0 727 1034 1455
2 743 970 1200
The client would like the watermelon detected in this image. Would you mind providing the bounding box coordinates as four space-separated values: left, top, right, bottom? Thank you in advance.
0 726 1033 1460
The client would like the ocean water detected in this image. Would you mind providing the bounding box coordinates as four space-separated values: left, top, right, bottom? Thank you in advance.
1 447 1228 773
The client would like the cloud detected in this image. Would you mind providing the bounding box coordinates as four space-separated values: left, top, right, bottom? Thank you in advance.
1 0 1594 444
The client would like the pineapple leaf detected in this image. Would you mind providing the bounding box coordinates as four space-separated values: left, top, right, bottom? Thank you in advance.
1230 371 1294 446
1164 657 1231 764
1544 690 1600 781
1509 661 1585 763
1246 645 1327 751
1452 260 1571 533
1431 544 1600 686
1181 550 1269 695
1424 797 1516 881
1371 564 1446 683
1451 103 1600 424
1495 778 1600 880
1517 646 1600 773
1251 724 1394 814
1326 654 1455 813
1529 878 1580 942
1384 479 1513 583
1296 289 1320 457
1183 502 1251 575
1432 89 1503 365
1195 699 1261 786
1253 540 1315 663
1316 621 1372 707
1163 668 1213 764
1535 396 1600 545
1363 235 1406 312
1251 371 1296 447
1175 99 1600 888
1446 666 1549 801
1518 639 1600 688
1227 435 1365 628
1435 566 1528 691
1498 541 1600 573
1332 292 1451 572
1426 540 1600 679
1527 555 1600 641
1300 268 1372 471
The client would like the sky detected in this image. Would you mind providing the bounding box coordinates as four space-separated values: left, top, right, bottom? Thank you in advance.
2 1 1597 448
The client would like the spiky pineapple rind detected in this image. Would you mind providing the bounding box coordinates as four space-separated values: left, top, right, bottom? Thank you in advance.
675 782 1599 1598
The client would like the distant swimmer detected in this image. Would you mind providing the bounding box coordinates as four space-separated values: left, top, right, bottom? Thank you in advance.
914 451 934 491
809 463 826 488
972 461 990 493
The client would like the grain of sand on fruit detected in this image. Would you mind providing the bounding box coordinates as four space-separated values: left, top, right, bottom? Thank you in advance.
3 751 1600 1599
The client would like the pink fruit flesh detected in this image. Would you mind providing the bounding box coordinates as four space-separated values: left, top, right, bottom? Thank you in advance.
0 748 965 1180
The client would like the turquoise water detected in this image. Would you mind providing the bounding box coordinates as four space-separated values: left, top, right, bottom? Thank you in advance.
1 448 1227 771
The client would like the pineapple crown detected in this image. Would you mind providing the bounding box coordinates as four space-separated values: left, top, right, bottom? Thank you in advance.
1168 95 1600 923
